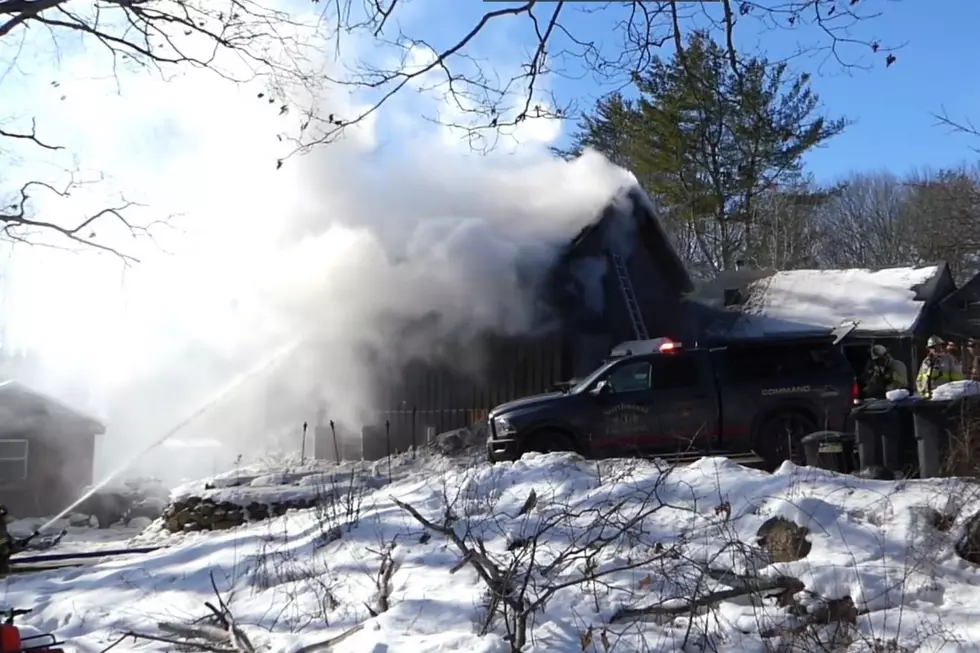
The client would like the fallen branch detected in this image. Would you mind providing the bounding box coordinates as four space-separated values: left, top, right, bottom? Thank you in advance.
157 621 231 644
123 630 235 653
292 623 365 653
609 574 804 624
209 572 257 653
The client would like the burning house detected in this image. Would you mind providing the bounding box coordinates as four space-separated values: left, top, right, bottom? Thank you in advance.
345 185 697 459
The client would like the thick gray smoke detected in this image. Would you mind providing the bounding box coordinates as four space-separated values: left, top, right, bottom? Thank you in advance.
0 15 640 484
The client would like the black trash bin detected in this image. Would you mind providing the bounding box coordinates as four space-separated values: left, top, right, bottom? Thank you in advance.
801 431 857 473
911 396 980 478
880 400 918 478
849 398 918 477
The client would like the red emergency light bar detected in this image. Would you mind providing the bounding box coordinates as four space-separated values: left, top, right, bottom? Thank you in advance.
659 340 681 353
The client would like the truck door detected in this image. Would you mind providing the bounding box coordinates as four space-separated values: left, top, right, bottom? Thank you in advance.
648 350 720 454
590 357 663 457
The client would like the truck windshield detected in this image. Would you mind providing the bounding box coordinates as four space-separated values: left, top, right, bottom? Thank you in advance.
569 360 619 394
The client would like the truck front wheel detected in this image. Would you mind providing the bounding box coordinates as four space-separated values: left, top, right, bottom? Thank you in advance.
756 411 817 471
522 430 576 456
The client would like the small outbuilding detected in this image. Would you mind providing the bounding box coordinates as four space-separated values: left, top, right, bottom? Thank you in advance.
691 263 963 391
0 380 104 518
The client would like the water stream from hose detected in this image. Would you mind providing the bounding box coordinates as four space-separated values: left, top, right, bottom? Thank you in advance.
38 337 306 533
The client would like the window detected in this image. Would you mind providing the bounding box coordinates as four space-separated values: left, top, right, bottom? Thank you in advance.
0 439 28 484
604 354 702 393
606 361 652 394
725 343 836 381
649 353 701 389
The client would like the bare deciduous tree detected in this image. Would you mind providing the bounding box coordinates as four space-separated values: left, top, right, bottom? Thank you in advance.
812 167 980 280
0 0 320 259
814 172 918 269
741 183 829 270
903 166 980 281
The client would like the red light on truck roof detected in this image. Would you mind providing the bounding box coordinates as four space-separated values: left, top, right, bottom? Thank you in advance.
659 340 681 353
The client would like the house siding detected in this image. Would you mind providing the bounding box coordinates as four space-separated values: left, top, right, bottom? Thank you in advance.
0 425 97 518
940 271 980 338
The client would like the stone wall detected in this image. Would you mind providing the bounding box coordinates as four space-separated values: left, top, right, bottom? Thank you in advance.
161 495 316 532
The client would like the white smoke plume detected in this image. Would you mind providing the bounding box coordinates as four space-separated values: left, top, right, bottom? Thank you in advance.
0 12 638 484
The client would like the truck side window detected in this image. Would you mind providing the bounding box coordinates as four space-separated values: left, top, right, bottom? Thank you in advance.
649 353 700 389
726 344 834 380
606 361 652 393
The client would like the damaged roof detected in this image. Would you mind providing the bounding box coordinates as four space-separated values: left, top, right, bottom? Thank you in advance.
564 184 693 294
698 264 954 340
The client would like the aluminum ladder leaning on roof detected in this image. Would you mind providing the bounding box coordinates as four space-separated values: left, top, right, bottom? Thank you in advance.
608 251 649 340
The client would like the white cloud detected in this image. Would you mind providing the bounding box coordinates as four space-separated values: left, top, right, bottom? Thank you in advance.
0 2 620 483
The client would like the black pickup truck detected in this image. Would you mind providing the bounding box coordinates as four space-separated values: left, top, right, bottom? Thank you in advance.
486 335 859 470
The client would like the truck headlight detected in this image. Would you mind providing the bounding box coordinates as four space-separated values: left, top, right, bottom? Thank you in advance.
493 417 516 436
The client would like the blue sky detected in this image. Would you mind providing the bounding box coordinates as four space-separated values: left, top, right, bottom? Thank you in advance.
412 0 980 185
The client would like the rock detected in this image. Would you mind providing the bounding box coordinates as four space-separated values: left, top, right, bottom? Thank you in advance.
956 510 980 564
810 595 858 625
434 429 466 455
756 516 812 563
67 512 91 527
923 507 956 533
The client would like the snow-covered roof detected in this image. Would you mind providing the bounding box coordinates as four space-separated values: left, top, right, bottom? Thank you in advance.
721 265 945 339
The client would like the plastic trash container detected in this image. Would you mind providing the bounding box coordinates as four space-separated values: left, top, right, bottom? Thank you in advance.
879 400 918 478
911 397 980 478
801 431 857 473
850 399 889 470
850 399 917 477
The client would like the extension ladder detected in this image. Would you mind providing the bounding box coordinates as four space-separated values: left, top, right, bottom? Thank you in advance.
608 252 649 340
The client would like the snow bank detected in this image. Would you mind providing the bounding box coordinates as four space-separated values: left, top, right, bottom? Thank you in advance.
733 266 939 337
5 453 980 652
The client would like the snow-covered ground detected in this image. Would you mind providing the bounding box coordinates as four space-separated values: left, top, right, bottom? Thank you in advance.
5 451 980 653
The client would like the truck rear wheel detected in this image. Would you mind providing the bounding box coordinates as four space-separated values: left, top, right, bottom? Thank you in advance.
757 411 817 471
522 430 576 456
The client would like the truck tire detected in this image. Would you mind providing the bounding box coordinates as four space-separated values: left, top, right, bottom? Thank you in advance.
522 430 576 456
756 411 817 471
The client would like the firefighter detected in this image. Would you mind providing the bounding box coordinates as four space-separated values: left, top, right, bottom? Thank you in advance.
863 344 908 398
946 339 964 371
968 338 980 382
0 505 11 575
0 506 36 576
916 335 964 398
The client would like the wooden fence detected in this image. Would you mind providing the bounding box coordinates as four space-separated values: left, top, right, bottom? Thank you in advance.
359 333 567 459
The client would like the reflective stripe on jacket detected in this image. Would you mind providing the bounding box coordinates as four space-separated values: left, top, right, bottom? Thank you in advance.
916 353 964 397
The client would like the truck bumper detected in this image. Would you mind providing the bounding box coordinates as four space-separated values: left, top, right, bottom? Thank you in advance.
486 436 520 463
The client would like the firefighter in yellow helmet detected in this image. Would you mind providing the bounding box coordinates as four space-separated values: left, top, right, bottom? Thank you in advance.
863 344 908 398
916 335 964 398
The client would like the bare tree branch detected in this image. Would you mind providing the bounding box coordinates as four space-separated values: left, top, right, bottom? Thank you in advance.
0 177 167 263
283 0 895 156
934 106 980 153
1 0 322 256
